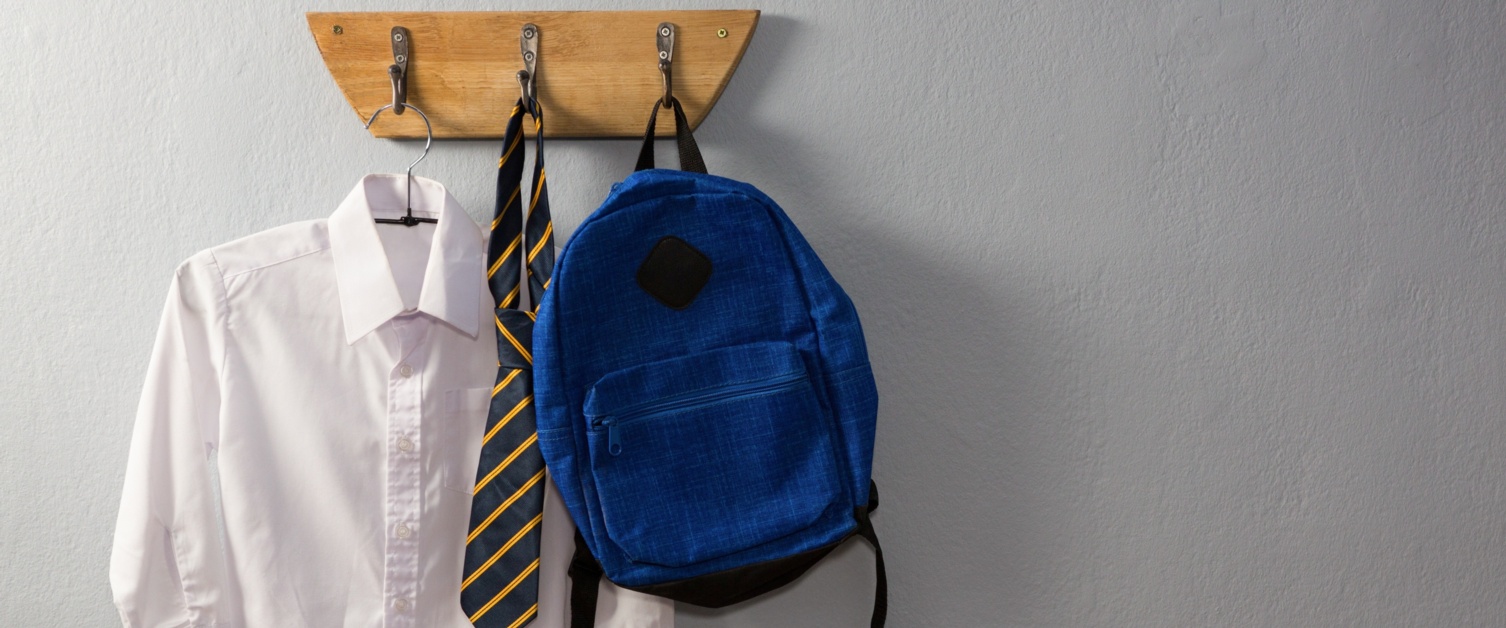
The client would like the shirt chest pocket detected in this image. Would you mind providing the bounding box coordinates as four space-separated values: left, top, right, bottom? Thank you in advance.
439 387 492 495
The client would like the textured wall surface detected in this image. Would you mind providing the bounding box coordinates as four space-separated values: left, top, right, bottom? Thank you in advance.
4 1 1505 626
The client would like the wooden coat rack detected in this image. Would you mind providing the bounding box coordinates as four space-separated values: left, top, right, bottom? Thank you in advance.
307 11 760 139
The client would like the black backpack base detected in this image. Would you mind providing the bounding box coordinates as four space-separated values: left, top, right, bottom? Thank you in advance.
569 482 885 627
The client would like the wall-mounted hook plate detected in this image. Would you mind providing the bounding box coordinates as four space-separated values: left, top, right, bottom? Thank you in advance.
388 26 410 114
517 22 539 108
657 22 675 108
307 11 760 139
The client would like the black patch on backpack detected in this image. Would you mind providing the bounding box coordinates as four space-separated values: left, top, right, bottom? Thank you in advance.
637 236 713 310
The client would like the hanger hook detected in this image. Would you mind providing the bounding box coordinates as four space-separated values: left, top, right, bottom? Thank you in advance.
363 103 434 226
364 104 433 175
657 23 674 108
363 25 434 227
517 23 539 114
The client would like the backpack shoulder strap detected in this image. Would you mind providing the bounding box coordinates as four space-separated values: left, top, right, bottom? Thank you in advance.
568 531 604 628
856 480 887 627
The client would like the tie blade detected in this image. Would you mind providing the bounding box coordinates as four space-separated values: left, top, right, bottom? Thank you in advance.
489 103 530 307
494 309 536 366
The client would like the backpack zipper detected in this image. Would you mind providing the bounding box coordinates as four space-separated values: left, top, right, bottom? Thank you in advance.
590 371 807 456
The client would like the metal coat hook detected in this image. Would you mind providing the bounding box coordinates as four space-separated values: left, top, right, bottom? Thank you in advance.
657 23 674 108
389 26 410 115
517 23 539 114
364 25 436 228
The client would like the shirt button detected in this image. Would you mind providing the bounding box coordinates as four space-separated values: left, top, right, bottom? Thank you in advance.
393 598 410 612
398 363 414 378
396 523 412 539
397 437 414 452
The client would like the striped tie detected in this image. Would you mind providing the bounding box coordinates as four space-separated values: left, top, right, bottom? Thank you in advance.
462 99 554 628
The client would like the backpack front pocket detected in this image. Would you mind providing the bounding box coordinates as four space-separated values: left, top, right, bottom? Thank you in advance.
584 341 844 568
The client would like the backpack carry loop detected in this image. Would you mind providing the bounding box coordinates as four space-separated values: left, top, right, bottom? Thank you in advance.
634 96 707 174
566 481 887 628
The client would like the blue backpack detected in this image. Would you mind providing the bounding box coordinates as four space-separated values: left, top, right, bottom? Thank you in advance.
534 98 886 627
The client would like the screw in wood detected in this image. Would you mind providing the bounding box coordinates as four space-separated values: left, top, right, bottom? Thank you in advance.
717 28 728 38
333 25 343 35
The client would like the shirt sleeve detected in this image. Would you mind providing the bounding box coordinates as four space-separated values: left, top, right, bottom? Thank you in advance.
110 252 233 628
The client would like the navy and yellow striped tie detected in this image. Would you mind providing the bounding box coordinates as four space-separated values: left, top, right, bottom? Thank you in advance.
462 99 554 628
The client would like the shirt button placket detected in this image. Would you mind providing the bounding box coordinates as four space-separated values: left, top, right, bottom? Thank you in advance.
384 317 424 627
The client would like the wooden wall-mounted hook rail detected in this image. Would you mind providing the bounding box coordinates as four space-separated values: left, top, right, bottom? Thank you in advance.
307 11 760 139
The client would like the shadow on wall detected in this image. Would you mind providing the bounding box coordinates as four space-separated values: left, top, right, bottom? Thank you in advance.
676 14 1083 628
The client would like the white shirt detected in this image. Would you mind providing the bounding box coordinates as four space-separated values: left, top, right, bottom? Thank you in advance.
110 174 673 628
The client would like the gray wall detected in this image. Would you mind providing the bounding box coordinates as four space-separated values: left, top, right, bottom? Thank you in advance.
4 1 1505 626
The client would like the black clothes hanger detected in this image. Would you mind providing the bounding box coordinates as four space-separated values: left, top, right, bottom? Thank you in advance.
363 26 437 228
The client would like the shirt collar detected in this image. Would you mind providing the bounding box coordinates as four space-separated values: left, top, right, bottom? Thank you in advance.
328 174 484 344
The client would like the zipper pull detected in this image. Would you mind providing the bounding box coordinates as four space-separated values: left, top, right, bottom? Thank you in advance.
600 418 622 456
